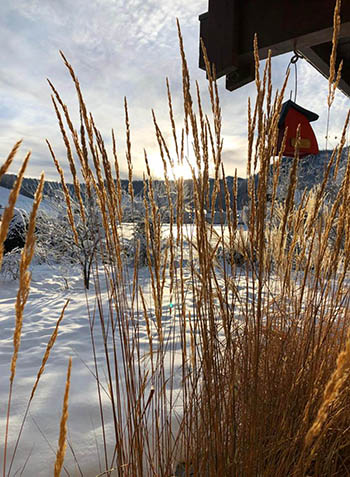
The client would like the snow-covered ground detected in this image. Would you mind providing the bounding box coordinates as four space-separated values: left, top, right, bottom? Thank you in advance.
0 256 198 475
0 186 58 218
0 188 250 475
0 187 35 212
0 264 108 475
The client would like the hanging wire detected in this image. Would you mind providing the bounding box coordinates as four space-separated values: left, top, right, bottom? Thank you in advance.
285 49 303 102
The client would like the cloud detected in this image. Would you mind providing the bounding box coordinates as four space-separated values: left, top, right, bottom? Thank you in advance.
221 141 248 178
0 0 210 179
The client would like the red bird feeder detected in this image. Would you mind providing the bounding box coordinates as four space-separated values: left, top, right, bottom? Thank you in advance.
277 100 319 157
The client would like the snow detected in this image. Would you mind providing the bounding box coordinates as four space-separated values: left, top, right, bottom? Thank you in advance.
0 187 35 213
0 186 58 217
0 246 199 475
0 265 105 475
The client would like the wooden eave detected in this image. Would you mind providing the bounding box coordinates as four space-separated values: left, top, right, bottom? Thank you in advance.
199 1 350 97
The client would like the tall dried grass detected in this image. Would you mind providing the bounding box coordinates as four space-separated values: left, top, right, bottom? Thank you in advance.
44 10 350 476
3 1 350 475
54 357 72 477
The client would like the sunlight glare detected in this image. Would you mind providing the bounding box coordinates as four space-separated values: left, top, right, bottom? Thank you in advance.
171 161 194 180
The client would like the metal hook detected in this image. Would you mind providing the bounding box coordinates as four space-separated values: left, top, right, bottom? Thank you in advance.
290 50 303 64
285 48 304 103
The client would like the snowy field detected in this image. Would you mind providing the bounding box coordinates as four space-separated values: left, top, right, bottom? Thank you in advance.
1 264 110 475
0 262 192 476
0 187 144 474
0 187 251 475
0 186 57 217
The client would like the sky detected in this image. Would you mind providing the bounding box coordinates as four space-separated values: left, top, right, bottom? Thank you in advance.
0 0 349 182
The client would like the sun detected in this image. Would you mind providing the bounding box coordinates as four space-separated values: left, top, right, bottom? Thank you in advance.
171 161 194 180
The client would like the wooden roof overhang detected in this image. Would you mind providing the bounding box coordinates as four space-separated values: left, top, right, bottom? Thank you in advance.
199 1 350 97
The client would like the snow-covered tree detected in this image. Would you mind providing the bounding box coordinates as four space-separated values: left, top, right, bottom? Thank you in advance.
34 190 101 289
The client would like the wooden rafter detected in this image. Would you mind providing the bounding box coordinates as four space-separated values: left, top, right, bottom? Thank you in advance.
199 1 350 97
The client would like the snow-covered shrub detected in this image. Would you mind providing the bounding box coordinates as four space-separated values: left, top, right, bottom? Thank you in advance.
266 186 336 273
216 244 246 267
0 208 29 280
0 247 21 280
3 208 28 254
118 215 155 267
215 228 253 269
132 218 154 267
121 189 164 267
35 209 77 265
34 190 102 288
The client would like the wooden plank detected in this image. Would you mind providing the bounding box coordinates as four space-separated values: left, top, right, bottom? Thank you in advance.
238 0 350 58
199 0 238 78
225 62 255 91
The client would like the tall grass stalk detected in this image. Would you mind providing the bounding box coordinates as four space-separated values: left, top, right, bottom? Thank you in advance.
0 149 69 476
54 357 72 477
3 164 42 477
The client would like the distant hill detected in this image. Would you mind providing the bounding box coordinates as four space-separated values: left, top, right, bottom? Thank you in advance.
270 148 348 203
1 149 344 219
0 174 76 200
0 186 35 211
0 173 249 214
0 185 60 216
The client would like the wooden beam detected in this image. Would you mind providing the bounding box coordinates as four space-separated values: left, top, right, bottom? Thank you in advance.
200 0 350 96
237 1 350 59
199 1 239 77
225 62 255 91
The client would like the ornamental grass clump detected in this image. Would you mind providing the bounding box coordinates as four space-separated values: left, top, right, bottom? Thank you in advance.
45 5 350 475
